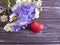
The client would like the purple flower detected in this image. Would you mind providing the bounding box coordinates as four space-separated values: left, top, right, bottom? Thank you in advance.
11 2 38 32
12 25 20 32
11 4 19 13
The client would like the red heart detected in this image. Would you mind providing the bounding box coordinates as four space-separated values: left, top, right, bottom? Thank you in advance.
29 21 44 33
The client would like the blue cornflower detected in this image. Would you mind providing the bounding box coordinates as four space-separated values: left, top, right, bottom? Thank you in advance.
11 2 38 32
12 25 20 32
11 4 19 13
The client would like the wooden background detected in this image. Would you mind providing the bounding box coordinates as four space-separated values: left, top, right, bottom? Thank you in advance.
0 0 60 45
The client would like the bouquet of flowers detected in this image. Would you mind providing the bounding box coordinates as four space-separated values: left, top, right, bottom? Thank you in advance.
0 0 43 33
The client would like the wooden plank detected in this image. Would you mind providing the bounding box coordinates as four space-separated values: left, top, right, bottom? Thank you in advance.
0 0 60 44
0 44 60 45
40 0 60 18
40 1 60 18
40 7 60 18
0 32 60 44
42 1 60 7
37 18 60 33
0 19 60 44
42 0 60 2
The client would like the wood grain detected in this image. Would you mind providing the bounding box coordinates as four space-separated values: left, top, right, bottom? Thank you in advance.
0 0 60 45
0 44 60 45
40 0 60 18
0 19 60 44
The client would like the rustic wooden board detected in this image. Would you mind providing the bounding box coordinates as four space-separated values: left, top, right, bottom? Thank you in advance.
0 0 60 45
0 44 60 45
40 0 60 18
42 0 60 2
0 19 60 44
42 1 60 7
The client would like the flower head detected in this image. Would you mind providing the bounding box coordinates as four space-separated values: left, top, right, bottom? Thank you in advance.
9 0 41 32
1 15 8 22
12 24 20 32
4 23 16 32
4 23 12 32
9 13 16 22
34 8 39 19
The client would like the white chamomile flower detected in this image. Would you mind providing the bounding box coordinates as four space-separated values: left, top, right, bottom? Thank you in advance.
4 24 12 32
34 8 39 19
9 13 16 22
16 0 22 6
37 0 42 7
1 15 8 22
4 23 16 32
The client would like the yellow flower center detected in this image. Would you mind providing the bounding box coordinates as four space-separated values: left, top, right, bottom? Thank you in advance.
26 0 31 2
2 17 7 20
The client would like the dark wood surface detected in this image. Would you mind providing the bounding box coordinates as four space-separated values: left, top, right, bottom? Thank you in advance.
0 0 60 45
